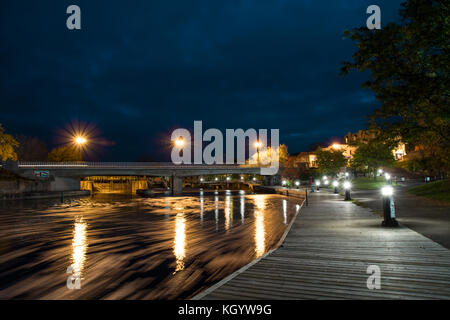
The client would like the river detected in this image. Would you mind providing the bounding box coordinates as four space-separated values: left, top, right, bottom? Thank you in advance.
0 191 302 299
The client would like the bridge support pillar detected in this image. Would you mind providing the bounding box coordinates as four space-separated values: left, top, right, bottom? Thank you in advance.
171 175 182 196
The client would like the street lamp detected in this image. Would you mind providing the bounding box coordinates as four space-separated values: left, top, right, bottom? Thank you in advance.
345 172 349 178
381 186 398 227
282 180 287 186
333 180 339 193
343 181 351 200
75 136 87 145
174 137 185 147
295 181 300 188
316 180 321 191
254 141 262 164
226 176 231 181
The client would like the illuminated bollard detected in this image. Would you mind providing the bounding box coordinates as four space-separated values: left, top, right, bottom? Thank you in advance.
295 181 300 189
381 186 398 227
316 180 321 191
333 181 339 194
343 181 351 200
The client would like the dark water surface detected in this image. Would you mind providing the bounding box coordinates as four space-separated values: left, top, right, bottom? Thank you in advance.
0 191 302 299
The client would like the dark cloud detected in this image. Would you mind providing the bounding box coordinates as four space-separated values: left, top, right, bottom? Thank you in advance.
1 0 403 160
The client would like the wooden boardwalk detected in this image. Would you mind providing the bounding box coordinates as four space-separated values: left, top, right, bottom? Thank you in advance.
194 191 450 299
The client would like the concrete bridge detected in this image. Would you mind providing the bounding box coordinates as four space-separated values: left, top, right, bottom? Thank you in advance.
2 161 272 195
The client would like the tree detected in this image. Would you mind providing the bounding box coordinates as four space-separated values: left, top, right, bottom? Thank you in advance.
0 124 19 161
315 147 347 176
341 0 450 175
351 140 395 178
16 135 48 161
48 145 82 162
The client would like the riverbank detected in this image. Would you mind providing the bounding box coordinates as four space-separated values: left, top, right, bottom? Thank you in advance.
196 189 450 299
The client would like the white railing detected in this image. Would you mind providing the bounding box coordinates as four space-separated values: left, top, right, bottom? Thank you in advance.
17 162 261 169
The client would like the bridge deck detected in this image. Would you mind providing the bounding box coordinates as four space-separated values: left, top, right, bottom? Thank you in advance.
195 190 450 299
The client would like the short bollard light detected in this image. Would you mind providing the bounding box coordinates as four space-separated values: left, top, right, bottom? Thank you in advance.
282 180 287 186
324 180 329 186
343 181 351 200
333 181 339 193
316 180 321 191
295 181 300 189
381 186 398 227
385 173 391 185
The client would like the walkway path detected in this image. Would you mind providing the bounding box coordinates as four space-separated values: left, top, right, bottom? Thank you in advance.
194 190 450 299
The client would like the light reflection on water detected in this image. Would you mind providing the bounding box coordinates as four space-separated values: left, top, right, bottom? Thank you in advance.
173 213 186 273
0 192 302 299
71 219 87 277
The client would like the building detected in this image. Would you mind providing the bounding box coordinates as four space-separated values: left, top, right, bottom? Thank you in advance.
288 129 408 170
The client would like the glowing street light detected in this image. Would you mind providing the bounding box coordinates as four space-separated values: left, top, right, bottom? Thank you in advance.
385 173 391 180
200 177 204 182
282 180 287 186
174 137 184 147
75 136 87 145
345 172 349 177
381 186 393 196
324 180 329 186
215 177 218 181
241 176 244 180
316 180 321 191
332 143 341 150
343 181 351 200
254 141 262 164
333 180 339 193
295 181 300 188
226 176 231 181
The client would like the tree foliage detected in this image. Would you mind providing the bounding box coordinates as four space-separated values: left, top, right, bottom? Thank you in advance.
350 140 395 178
0 124 19 161
48 145 82 162
315 147 347 175
341 0 450 174
16 135 48 161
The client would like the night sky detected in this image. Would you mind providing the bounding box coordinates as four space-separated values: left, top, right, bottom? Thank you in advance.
1 0 403 161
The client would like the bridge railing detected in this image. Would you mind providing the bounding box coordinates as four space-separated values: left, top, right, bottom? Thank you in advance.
17 161 262 169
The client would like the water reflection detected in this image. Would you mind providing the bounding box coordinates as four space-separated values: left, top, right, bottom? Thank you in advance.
173 213 186 272
224 195 232 231
71 218 87 277
0 193 302 299
254 195 266 257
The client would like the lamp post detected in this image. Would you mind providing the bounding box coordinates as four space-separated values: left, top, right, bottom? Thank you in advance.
282 180 287 187
385 173 392 185
295 180 300 189
333 181 339 194
381 186 398 227
316 180 321 191
254 141 262 165
343 181 351 200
